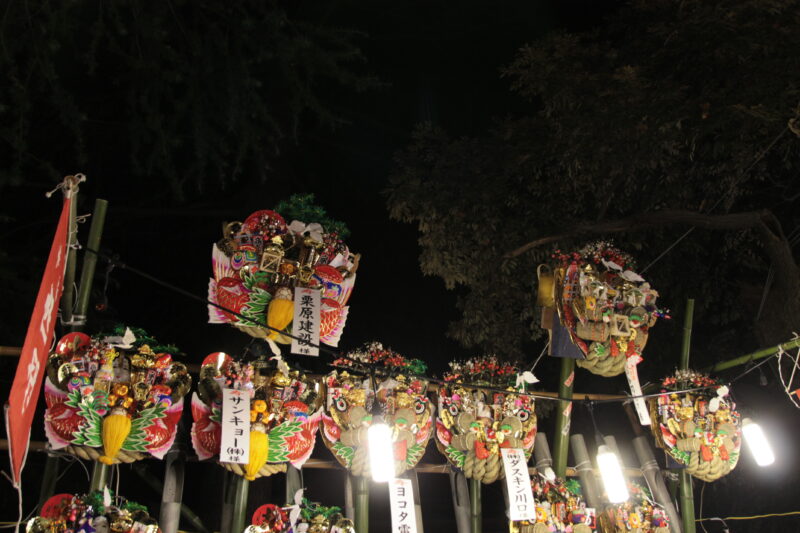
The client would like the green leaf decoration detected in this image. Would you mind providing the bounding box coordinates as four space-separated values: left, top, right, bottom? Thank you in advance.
210 405 222 424
445 445 466 469
405 443 426 468
267 420 304 463
123 402 167 452
565 479 583 497
70 390 108 447
239 283 272 328
331 442 354 468
274 194 350 238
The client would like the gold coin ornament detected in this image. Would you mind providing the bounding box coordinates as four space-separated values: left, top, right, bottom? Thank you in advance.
597 482 671 533
512 476 597 533
43 328 191 465
207 195 359 348
545 242 668 377
29 490 159 533
648 371 742 482
435 356 537 484
190 352 322 480
321 342 433 478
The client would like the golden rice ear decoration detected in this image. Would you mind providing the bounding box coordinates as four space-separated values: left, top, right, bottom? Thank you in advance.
245 424 269 481
266 287 294 340
100 408 132 465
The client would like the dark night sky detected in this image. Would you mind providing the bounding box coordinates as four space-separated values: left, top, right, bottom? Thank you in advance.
2 1 797 532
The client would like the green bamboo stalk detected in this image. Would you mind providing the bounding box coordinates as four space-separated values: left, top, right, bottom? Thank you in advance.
552 357 575 478
230 476 250 533
73 199 108 330
89 461 110 492
353 475 369 533
708 338 800 373
469 478 481 533
61 192 79 326
678 299 696 533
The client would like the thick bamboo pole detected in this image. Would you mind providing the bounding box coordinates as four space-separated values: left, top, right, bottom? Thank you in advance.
160 448 186 533
622 402 683 533
131 463 209 533
552 358 575 477
89 461 110 492
81 200 112 495
469 478 482 533
285 466 303 505
449 470 471 533
352 475 369 533
569 434 601 510
678 299 696 533
73 199 108 331
708 338 800 372
230 477 250 533
38 187 81 507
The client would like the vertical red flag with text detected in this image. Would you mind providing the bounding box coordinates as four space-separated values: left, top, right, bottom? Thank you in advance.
4 196 71 487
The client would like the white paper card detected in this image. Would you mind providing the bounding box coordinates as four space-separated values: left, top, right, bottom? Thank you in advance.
388 478 418 533
220 388 250 464
501 448 536 521
625 357 651 425
291 287 320 356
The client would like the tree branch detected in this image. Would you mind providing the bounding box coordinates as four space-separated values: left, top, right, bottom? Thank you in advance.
504 209 774 258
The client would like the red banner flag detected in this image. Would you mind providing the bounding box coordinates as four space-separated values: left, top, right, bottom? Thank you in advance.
4 196 71 487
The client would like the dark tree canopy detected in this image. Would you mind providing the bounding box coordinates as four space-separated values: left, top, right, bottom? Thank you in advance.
387 0 800 364
0 0 375 200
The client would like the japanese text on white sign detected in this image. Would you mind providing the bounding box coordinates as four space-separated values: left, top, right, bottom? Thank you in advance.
501 448 536 521
388 478 418 533
291 287 320 356
625 357 651 426
220 388 250 464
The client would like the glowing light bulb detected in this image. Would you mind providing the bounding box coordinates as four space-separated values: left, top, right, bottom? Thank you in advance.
368 421 395 482
742 418 774 466
596 445 629 503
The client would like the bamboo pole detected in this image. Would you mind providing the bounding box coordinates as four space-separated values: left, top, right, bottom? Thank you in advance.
352 475 369 533
160 448 186 533
131 463 209 533
449 470 471 533
622 403 683 533
230 477 250 533
80 199 112 495
569 434 601 510
73 199 108 331
678 299 696 533
38 185 82 508
707 337 800 372
220 471 235 533
469 478 482 533
552 358 575 477
89 461 110 492
285 466 303 505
